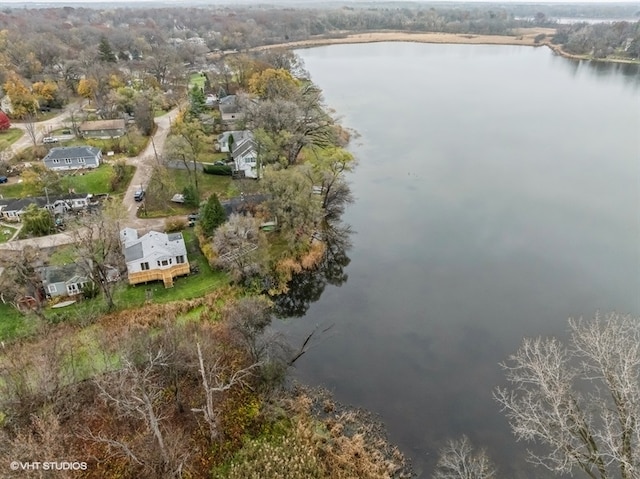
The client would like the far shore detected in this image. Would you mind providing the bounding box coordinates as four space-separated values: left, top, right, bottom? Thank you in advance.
252 29 640 65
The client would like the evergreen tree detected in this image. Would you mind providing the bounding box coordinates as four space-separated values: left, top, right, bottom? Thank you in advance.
98 36 117 63
189 85 206 118
199 194 226 236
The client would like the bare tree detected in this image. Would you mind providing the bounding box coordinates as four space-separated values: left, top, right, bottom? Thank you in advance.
495 312 640 479
23 113 41 147
69 202 125 311
94 347 175 473
433 436 497 479
191 342 259 443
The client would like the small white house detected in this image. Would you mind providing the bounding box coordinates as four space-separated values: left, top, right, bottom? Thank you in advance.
217 130 252 153
231 138 259 179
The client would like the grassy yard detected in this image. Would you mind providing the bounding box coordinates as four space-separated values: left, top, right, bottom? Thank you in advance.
0 303 37 341
189 72 207 91
0 224 19 243
0 128 24 145
0 164 134 199
144 168 240 217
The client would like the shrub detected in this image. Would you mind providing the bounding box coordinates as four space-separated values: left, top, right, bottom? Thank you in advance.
165 217 187 233
203 164 232 176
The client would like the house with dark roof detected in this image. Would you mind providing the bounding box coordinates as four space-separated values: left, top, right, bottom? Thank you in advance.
43 146 102 171
221 194 269 217
78 119 126 139
0 193 92 222
120 228 189 288
231 137 259 179
219 95 244 122
41 264 91 298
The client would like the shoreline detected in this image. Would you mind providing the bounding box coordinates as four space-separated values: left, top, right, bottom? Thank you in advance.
252 29 640 65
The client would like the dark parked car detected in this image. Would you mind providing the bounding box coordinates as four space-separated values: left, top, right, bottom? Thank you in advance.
134 189 145 201
0 176 8 184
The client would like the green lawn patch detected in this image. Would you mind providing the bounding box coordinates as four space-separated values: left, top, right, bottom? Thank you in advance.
114 229 229 307
0 164 135 199
0 128 24 145
0 304 37 342
143 168 238 217
189 72 207 91
0 224 18 243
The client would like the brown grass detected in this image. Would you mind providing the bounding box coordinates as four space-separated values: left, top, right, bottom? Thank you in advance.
254 28 557 51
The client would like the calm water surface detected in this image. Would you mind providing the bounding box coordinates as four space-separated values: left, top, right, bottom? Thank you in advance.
282 43 640 478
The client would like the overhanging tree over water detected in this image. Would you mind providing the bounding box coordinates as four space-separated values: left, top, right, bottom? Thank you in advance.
495 312 640 479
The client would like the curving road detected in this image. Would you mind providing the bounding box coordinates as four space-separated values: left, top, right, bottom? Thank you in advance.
8 102 83 157
0 107 181 250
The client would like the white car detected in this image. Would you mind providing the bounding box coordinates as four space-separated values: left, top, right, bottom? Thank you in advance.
43 137 58 144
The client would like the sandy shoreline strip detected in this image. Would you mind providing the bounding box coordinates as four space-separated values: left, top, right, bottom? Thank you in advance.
252 29 639 64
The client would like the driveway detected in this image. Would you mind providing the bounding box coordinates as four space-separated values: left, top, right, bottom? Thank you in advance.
122 108 180 228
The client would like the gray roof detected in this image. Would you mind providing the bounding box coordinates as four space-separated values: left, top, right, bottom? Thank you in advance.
43 146 101 161
221 194 269 217
79 119 125 131
0 193 90 212
123 230 187 264
42 264 88 284
124 242 144 262
232 138 257 159
217 129 251 143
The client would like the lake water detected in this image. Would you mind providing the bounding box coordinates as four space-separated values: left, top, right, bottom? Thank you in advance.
282 43 640 478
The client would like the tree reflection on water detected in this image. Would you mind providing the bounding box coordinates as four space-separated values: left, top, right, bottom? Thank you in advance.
272 220 352 318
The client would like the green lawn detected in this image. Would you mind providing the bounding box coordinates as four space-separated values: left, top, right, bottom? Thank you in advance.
189 72 207 91
0 164 134 199
144 168 241 217
0 304 37 341
0 224 19 243
0 128 24 145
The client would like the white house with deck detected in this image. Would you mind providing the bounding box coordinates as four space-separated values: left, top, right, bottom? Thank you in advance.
121 228 190 288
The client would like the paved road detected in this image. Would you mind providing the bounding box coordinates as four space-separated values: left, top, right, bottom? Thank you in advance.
9 102 82 157
0 107 182 250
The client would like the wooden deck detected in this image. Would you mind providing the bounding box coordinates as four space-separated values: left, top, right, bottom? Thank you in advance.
128 263 190 288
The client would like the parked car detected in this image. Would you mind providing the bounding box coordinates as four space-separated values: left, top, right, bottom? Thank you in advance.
43 137 58 144
134 189 145 201
0 176 8 184
171 193 185 203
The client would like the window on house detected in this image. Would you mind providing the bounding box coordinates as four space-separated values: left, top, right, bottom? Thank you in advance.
141 262 150 270
67 284 78 294
48 284 57 294
79 158 86 164
160 259 169 266
176 255 185 264
53 159 60 164
65 158 72 164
